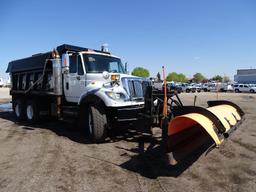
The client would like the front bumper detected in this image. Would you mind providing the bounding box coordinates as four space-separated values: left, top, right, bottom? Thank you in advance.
107 105 145 124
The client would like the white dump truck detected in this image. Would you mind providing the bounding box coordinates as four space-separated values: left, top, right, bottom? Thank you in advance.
6 44 245 164
6 44 150 142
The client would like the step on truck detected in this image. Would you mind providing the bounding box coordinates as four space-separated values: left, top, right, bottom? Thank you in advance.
6 44 150 142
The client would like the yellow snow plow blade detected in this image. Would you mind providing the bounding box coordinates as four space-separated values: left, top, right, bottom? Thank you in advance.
169 113 223 146
168 100 245 151
207 105 241 132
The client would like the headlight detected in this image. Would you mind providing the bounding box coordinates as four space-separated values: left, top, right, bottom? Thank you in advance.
105 91 128 101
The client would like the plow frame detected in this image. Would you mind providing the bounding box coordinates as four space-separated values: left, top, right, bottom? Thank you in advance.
141 85 245 164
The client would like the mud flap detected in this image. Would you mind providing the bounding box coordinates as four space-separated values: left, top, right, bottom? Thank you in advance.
167 100 245 154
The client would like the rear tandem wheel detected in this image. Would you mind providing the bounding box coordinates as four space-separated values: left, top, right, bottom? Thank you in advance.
25 100 40 123
13 99 26 121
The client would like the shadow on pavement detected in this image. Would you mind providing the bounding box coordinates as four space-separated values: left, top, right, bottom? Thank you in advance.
0 111 92 144
0 111 214 178
116 129 214 178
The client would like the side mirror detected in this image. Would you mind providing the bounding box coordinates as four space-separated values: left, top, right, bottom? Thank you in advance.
125 62 128 74
61 54 70 73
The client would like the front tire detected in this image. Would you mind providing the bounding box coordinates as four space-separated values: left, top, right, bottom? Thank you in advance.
250 89 255 93
87 104 107 143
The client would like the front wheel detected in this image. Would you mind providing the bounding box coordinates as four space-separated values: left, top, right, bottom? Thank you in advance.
86 104 107 143
235 89 239 93
250 89 255 93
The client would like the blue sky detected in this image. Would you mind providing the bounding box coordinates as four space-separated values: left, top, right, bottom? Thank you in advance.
1 0 256 80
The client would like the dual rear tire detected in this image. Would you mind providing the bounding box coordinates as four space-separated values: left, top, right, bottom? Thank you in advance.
14 98 108 142
14 100 25 121
14 99 39 123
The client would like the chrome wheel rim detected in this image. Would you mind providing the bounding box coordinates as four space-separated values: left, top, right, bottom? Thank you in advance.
15 104 20 117
27 105 34 120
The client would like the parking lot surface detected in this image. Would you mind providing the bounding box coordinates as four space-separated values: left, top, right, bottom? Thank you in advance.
0 90 255 192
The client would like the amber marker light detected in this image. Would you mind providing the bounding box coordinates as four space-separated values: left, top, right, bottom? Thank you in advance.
111 74 120 81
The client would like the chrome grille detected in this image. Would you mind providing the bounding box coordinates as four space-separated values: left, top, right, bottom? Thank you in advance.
122 77 150 100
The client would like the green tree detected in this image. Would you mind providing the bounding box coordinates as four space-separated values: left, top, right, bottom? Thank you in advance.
211 75 223 82
193 73 205 83
156 72 161 81
131 67 150 78
166 72 187 82
177 73 187 82
223 75 230 83
166 72 178 81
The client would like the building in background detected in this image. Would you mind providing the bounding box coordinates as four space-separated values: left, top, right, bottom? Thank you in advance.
234 69 256 84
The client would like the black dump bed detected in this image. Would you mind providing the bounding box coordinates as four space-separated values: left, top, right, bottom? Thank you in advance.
6 52 51 73
6 44 108 73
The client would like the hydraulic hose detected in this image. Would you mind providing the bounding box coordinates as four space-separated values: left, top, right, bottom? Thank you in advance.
24 53 52 94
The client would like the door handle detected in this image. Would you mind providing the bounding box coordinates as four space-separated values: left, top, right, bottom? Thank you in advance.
76 76 80 80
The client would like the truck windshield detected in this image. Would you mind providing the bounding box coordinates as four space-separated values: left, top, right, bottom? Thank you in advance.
83 54 125 73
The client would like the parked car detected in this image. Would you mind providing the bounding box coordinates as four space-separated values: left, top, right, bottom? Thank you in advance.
220 83 234 92
249 84 256 88
168 83 182 93
207 83 222 92
191 83 201 92
180 83 193 93
202 83 210 92
234 84 256 93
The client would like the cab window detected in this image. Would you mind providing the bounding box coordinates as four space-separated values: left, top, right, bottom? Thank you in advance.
69 55 77 73
77 56 84 75
69 55 84 75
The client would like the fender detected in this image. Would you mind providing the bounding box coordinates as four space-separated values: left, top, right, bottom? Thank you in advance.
78 88 102 105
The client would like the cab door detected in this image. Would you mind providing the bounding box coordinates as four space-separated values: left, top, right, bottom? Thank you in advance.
239 85 244 92
64 54 86 103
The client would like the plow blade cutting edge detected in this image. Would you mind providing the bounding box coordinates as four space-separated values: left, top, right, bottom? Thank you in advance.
167 100 245 152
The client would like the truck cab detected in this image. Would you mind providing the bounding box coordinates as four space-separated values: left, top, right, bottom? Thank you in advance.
62 50 145 106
